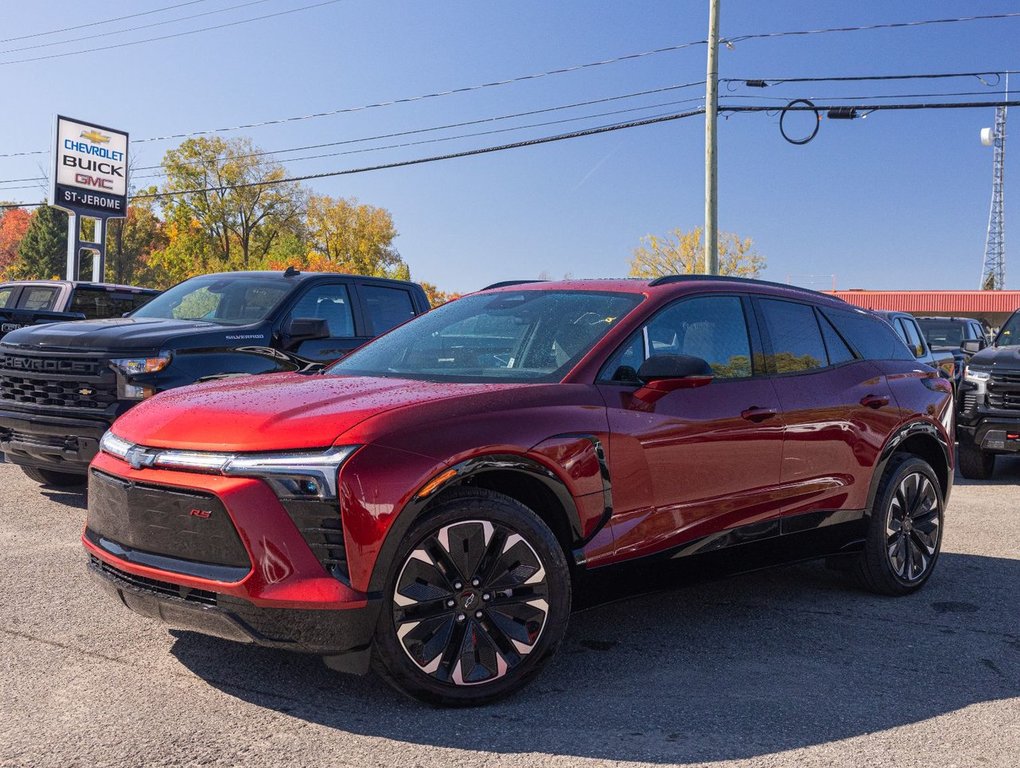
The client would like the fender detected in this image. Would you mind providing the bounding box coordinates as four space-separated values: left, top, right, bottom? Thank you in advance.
863 418 952 518
364 442 611 594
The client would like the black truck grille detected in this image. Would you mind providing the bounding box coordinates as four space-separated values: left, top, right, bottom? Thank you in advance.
87 470 251 574
0 351 117 411
280 499 350 581
988 373 1020 411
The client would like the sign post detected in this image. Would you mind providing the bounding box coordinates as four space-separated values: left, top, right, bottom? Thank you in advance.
50 115 129 282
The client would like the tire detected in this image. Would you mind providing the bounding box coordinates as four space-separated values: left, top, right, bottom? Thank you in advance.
854 455 944 596
371 487 571 707
958 441 995 480
20 466 86 488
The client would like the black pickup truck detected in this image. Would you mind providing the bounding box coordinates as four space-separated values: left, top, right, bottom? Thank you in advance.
956 308 1020 479
0 269 430 487
0 280 158 342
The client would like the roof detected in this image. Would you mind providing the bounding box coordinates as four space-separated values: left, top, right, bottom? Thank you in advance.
828 290 1020 314
1 279 157 293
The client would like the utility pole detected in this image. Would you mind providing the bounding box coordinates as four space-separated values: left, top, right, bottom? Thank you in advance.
704 0 720 274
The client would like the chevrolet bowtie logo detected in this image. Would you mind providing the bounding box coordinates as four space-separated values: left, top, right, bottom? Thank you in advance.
80 129 110 144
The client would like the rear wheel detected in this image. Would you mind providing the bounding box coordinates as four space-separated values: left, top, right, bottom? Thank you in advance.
20 466 86 488
958 441 996 480
854 455 943 596
372 488 571 707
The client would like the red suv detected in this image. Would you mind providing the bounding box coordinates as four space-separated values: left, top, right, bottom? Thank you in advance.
84 277 953 705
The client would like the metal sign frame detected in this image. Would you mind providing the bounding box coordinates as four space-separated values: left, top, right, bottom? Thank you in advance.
50 115 129 282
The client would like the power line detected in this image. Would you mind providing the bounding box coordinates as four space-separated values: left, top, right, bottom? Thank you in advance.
0 0 206 43
723 69 1020 87
723 12 1020 45
721 99 1020 114
0 0 343 66
0 0 272 55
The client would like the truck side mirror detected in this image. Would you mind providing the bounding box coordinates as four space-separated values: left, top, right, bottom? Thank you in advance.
281 317 330 350
961 339 983 354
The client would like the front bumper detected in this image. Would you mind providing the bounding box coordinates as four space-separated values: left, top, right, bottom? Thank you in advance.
957 417 1020 453
83 452 381 663
0 407 109 474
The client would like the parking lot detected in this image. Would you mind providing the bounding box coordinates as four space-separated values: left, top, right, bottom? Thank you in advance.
0 456 1017 768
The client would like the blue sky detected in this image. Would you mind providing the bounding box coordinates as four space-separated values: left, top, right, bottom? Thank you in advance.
1 1 1017 293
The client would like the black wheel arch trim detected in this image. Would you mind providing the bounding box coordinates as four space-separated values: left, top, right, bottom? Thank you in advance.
864 419 952 517
366 442 610 593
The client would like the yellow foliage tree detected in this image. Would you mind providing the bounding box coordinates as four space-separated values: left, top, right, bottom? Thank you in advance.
629 226 765 279
420 281 461 307
304 194 407 278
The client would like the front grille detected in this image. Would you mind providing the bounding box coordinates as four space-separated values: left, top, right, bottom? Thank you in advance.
0 351 117 411
961 391 978 413
988 373 1020 411
280 499 349 581
90 554 217 606
87 469 250 570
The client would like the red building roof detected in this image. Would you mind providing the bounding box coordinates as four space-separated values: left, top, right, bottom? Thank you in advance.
828 290 1020 314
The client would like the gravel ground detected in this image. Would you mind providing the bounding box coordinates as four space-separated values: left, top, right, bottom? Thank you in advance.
1 455 1017 768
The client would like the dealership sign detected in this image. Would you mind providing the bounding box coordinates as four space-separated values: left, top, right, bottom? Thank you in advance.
51 115 128 217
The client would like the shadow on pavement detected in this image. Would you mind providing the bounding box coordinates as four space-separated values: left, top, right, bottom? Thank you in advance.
953 452 1020 486
169 551 1020 764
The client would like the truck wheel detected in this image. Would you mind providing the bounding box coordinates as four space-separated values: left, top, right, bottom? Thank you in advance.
958 441 995 480
372 488 571 707
20 466 86 488
854 455 943 596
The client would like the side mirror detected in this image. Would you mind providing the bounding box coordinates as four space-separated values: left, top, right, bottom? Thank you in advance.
633 354 713 403
281 317 330 349
961 339 983 354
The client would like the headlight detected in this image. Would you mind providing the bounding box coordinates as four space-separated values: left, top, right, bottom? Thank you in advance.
110 352 171 376
964 365 991 384
98 432 358 500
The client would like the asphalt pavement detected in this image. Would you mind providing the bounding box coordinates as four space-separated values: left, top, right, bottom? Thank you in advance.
1 456 1018 768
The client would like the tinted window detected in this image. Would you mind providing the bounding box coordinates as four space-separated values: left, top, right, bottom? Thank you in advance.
759 299 827 373
330 290 641 383
131 275 290 326
896 318 925 358
19 287 59 311
822 308 914 361
0 287 15 308
600 295 752 381
818 311 856 365
288 283 354 337
362 285 416 334
997 312 1020 347
916 318 964 347
69 288 144 320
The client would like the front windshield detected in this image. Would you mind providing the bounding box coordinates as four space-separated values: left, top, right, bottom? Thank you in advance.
329 289 642 382
916 319 963 347
130 275 290 326
997 312 1020 347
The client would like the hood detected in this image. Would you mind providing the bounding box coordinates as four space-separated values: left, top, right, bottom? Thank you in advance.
110 373 530 452
967 344 1020 369
0 317 263 353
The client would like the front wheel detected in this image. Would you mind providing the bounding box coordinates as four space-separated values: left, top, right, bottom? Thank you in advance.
20 466 86 488
854 455 944 596
372 488 571 706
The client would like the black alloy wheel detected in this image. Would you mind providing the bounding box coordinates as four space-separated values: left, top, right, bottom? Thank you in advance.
373 488 570 706
855 455 944 596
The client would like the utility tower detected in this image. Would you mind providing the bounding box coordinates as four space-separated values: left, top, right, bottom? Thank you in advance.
980 103 1007 289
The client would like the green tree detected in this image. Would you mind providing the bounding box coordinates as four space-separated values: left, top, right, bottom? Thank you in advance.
11 204 68 279
304 194 406 277
629 226 765 279
161 137 305 269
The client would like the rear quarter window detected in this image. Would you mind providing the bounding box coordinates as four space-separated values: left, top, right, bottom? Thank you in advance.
822 307 914 361
70 289 145 320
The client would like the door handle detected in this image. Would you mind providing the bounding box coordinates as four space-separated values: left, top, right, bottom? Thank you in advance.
741 406 778 422
860 394 890 409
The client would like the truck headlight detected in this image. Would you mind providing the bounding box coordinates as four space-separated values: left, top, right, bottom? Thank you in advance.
964 365 991 384
110 352 171 376
98 432 358 500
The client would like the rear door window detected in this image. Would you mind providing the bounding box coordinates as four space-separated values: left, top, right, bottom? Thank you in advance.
0 286 17 308
18 286 60 311
69 288 142 319
758 299 828 373
362 285 416 335
817 311 856 365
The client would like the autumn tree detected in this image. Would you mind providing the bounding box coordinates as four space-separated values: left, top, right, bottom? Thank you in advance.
0 206 31 278
629 226 765 279
304 194 407 278
419 281 461 307
106 200 168 285
161 137 305 269
10 204 68 280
